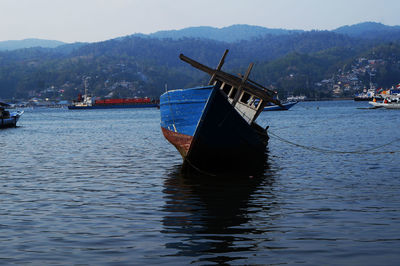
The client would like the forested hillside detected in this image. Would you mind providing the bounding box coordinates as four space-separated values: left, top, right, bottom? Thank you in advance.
1 22 400 101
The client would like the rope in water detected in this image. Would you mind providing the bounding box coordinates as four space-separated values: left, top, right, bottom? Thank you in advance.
268 130 400 155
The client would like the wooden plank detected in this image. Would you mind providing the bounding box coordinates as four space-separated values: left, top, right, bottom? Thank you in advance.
232 63 253 106
208 49 229 85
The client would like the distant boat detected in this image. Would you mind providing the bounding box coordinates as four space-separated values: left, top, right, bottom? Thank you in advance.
263 101 297 111
354 93 373 101
68 80 158 110
160 50 280 175
354 88 382 101
0 102 24 128
369 96 400 109
287 95 307 101
68 96 159 110
368 86 400 109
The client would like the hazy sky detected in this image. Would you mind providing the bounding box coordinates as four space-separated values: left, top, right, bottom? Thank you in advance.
1 0 399 43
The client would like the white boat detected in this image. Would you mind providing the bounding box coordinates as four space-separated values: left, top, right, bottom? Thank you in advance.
369 95 400 109
287 95 307 101
263 101 298 111
368 100 385 108
381 102 400 109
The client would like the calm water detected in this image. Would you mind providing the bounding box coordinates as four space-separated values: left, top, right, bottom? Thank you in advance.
1 101 399 265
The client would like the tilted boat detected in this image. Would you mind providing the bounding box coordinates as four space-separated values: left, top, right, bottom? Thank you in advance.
160 50 280 175
0 102 24 128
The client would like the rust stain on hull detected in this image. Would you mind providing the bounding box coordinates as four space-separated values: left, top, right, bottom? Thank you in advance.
161 127 193 158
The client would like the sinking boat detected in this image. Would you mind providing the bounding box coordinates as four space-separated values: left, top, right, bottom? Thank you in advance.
0 102 24 128
160 50 280 175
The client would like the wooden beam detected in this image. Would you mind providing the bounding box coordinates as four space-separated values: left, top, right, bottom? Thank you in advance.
179 53 281 106
238 73 276 95
209 49 229 85
232 63 253 106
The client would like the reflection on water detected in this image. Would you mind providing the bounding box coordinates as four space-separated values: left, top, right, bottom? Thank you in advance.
182 150 270 178
162 154 278 264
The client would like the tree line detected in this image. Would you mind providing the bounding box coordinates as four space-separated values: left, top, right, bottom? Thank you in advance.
0 31 399 100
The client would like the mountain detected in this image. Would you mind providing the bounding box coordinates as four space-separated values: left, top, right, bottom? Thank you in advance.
0 38 66 51
134 24 303 42
1 22 400 100
334 22 400 40
0 30 372 100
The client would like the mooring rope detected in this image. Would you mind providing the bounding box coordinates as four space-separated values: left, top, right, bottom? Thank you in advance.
268 130 400 155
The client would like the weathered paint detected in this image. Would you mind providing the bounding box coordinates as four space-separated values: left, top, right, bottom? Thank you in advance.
160 86 212 136
161 127 193 158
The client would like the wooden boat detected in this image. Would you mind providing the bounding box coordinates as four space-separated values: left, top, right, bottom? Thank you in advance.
263 101 297 111
160 50 280 175
0 102 24 128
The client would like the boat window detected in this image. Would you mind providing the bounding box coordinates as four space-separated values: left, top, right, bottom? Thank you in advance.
214 79 223 89
229 87 238 99
251 98 261 108
240 92 251 104
222 83 232 96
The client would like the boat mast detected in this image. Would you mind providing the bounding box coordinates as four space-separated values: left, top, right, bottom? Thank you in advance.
84 77 89 100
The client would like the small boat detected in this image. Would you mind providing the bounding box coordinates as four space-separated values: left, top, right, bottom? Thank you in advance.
160 50 280 175
382 103 400 109
0 102 24 128
369 96 400 109
287 95 307 101
263 101 297 111
354 88 379 101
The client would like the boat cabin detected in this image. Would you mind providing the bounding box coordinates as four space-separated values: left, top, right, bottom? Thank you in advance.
179 50 280 125
213 79 263 124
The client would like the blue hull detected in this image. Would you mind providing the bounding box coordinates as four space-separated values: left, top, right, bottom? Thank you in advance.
68 104 158 110
0 111 22 128
160 86 268 175
160 86 213 137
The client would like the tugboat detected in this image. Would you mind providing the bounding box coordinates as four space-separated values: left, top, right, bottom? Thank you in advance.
0 102 24 128
160 50 281 175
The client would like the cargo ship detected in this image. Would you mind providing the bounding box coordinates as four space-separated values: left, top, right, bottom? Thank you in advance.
68 93 158 110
